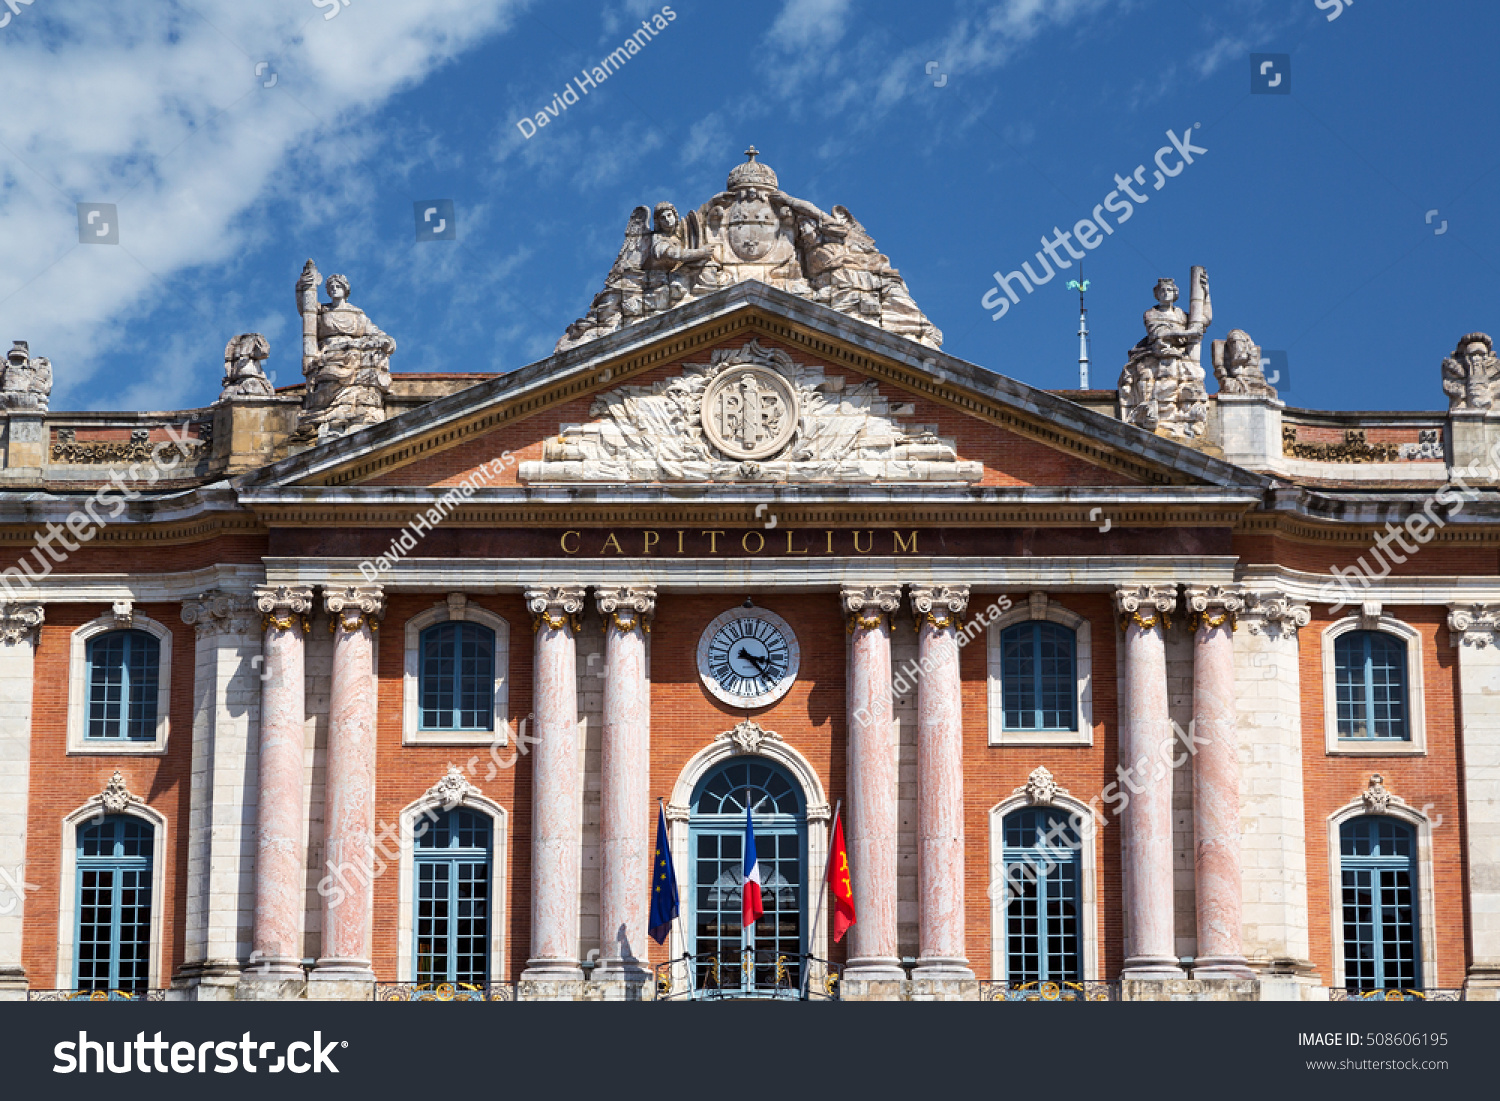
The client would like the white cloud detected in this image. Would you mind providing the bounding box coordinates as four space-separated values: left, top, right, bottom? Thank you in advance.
768 0 854 47
0 0 528 408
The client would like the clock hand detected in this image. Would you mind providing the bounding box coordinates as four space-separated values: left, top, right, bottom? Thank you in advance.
734 646 772 674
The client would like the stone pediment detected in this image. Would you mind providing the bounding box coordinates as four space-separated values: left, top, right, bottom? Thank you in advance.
518 339 981 485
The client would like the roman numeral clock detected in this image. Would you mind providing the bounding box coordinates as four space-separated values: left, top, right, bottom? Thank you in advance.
698 606 800 709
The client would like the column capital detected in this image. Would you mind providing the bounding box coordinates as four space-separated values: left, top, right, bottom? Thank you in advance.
909 584 969 631
842 584 901 633
0 601 44 646
1184 585 1246 634
526 585 585 634
254 585 315 635
323 586 385 633
180 589 257 639
1238 590 1312 638
1113 584 1176 633
1448 603 1500 648
595 585 655 634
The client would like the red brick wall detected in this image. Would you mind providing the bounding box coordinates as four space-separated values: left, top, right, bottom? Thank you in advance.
1299 606 1467 986
22 603 195 989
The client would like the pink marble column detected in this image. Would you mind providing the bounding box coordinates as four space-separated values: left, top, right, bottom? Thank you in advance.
313 586 383 984
523 585 586 980
596 585 655 982
251 586 314 978
843 585 904 978
1186 587 1254 978
1114 585 1183 978
910 584 973 978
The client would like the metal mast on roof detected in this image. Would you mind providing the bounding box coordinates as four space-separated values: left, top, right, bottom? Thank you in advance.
1067 266 1091 390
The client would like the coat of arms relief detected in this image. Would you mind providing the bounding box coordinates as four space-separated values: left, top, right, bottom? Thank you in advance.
517 340 981 485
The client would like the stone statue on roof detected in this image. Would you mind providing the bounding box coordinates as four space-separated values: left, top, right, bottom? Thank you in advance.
289 260 395 443
0 341 52 412
556 148 942 352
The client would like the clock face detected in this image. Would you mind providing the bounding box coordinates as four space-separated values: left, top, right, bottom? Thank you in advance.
698 607 800 709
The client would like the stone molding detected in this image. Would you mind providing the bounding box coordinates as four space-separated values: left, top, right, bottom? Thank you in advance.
423 765 482 812
718 719 781 756
1448 603 1500 648
1019 766 1066 807
1358 773 1406 815
0 602 44 646
101 770 138 813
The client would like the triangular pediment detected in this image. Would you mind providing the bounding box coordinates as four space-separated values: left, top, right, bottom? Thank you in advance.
235 282 1270 505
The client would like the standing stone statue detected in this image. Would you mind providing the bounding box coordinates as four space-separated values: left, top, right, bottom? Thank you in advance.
1118 268 1212 439
555 148 941 352
289 260 395 442
0 341 52 412
1441 332 1498 412
1211 328 1277 399
217 333 275 401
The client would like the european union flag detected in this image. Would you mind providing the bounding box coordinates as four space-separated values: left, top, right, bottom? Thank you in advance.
649 803 679 944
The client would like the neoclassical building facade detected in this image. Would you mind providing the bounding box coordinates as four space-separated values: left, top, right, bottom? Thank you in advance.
1 156 1498 1002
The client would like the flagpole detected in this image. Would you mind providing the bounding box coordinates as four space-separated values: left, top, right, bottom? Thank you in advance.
806 797 842 999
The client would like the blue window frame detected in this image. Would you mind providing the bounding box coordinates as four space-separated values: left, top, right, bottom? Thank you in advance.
1340 817 1419 990
419 622 495 731
413 808 492 985
85 630 160 740
1002 807 1082 984
1334 631 1408 740
689 759 805 993
75 816 154 991
1000 622 1077 731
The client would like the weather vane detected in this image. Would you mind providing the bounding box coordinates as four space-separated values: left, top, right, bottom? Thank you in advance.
1067 267 1092 389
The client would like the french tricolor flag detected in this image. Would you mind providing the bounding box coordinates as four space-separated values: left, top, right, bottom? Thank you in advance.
742 804 765 927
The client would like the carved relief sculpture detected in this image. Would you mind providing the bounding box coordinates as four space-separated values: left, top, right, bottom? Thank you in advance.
519 339 980 484
290 260 395 443
0 341 52 412
556 149 942 352
1211 328 1277 399
1441 332 1498 412
1118 268 1211 439
218 333 275 401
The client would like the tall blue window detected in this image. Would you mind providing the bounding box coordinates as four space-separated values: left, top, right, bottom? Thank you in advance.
1000 622 1077 731
85 630 160 740
1002 807 1082 984
1340 817 1419 990
419 623 495 731
690 759 805 993
414 808 493 986
1334 631 1408 740
75 816 154 991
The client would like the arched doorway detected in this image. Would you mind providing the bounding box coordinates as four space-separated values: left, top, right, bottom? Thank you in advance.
690 757 806 996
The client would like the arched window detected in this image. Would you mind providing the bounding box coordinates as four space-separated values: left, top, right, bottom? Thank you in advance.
419 622 495 732
75 815 154 991
85 630 160 741
413 807 493 985
1001 807 1081 985
999 622 1077 732
1340 817 1419 990
1334 630 1408 740
690 758 805 993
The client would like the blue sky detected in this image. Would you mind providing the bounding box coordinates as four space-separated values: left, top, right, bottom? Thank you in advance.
0 0 1495 416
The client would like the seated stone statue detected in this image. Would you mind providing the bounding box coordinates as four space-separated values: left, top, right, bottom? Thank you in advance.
291 262 395 443
1118 272 1211 439
0 341 52 412
1212 328 1277 399
218 333 275 401
1441 332 1498 412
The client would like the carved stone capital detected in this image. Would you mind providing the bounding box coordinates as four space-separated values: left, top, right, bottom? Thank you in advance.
323 586 385 634
180 590 256 639
1017 765 1068 807
101 770 138 813
842 584 901 633
1184 586 1246 634
111 600 134 628
1113 585 1176 633
909 584 969 632
0 602 44 646
596 585 656 635
1239 590 1312 638
254 585 315 636
526 585 586 634
717 719 782 756
1358 773 1406 816
1448 603 1500 648
424 765 481 811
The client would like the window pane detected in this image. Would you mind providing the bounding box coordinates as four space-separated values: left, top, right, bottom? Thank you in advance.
1339 817 1419 990
1000 623 1076 732
86 631 159 741
76 816 154 991
413 808 492 985
1334 631 1407 740
1002 807 1081 984
420 623 495 731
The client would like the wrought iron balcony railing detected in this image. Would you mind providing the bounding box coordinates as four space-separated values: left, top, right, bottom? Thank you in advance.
375 982 517 1001
27 988 167 1002
980 980 1120 1002
1329 988 1464 1002
654 951 842 1001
